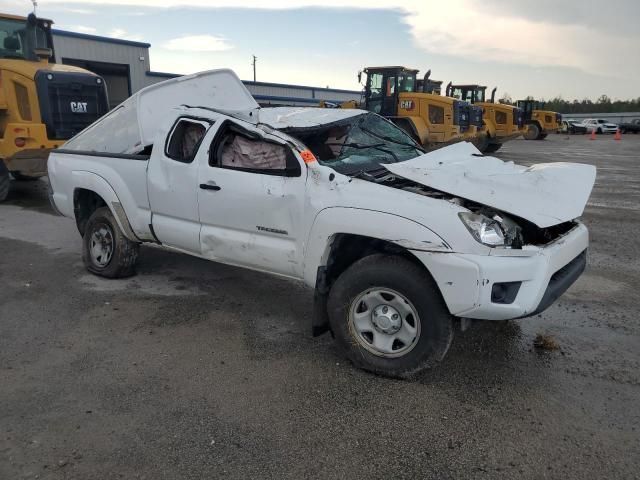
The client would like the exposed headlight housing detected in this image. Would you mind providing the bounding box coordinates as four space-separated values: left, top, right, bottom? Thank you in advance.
459 211 523 248
458 212 505 246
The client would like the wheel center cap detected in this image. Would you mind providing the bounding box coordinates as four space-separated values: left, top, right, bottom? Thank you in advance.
371 304 401 334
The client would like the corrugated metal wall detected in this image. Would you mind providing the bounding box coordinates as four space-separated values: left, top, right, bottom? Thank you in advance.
52 31 362 107
52 32 151 94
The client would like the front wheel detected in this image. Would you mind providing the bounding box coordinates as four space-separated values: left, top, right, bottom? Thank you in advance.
82 206 140 278
524 123 540 140
327 254 454 378
0 162 10 202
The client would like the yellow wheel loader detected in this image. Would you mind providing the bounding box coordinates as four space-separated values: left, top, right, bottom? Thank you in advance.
446 83 525 153
516 100 562 140
360 66 481 150
0 13 109 202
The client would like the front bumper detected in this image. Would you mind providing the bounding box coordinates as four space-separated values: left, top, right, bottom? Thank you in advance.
413 222 589 320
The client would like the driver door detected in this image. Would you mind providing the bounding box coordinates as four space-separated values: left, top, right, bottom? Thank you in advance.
195 119 307 278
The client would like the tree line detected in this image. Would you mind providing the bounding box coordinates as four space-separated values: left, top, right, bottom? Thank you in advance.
497 94 640 113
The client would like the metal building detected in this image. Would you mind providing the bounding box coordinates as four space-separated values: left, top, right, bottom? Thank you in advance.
51 30 361 109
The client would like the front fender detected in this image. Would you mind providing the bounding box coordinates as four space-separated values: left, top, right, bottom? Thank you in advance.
302 206 450 286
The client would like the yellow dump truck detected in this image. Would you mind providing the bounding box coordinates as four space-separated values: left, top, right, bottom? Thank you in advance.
516 99 562 140
446 83 525 153
360 66 481 149
0 13 109 201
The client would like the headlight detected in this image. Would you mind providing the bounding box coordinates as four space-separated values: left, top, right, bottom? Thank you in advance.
458 212 505 246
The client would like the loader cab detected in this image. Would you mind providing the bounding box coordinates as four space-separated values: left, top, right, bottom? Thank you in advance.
516 100 544 121
363 67 418 116
447 84 492 104
0 13 55 62
417 78 443 95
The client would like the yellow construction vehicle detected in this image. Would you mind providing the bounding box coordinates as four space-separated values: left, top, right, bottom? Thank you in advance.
516 99 562 140
446 83 525 153
317 99 359 109
0 12 109 201
359 66 481 149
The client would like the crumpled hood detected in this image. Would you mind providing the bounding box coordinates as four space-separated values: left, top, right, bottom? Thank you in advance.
383 142 596 228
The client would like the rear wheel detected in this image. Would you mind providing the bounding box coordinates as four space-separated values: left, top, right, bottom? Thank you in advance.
524 123 540 140
82 206 139 278
327 254 454 378
0 162 10 203
475 134 491 153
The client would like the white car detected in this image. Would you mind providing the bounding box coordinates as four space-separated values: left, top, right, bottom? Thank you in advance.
48 69 596 377
581 118 618 134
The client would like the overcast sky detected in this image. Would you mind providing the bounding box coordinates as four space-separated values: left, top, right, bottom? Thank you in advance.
4 0 639 100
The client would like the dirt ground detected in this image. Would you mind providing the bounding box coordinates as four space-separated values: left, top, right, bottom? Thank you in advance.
1 134 639 479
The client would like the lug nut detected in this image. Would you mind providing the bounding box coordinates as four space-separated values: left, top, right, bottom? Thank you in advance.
382 306 388 314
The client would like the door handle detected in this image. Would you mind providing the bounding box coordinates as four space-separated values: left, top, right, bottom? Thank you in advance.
199 183 221 191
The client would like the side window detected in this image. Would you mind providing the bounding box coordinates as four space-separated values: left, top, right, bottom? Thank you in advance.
165 119 208 163
428 105 445 124
495 111 507 124
210 124 301 177
369 73 383 99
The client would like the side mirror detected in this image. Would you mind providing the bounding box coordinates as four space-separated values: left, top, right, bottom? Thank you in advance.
357 71 362 84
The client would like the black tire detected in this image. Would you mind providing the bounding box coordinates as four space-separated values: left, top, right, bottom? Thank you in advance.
0 162 10 203
483 142 503 153
597 128 602 134
327 254 454 378
524 123 540 140
475 134 491 153
11 173 41 181
82 206 139 278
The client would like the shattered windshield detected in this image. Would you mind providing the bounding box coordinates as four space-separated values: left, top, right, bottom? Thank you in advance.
285 113 423 175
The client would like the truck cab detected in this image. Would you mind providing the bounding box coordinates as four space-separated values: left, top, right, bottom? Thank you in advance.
447 83 524 153
0 13 109 201
362 66 479 149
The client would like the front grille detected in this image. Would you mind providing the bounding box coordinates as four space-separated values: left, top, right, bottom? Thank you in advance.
453 100 471 130
470 105 483 127
35 71 109 140
513 107 524 127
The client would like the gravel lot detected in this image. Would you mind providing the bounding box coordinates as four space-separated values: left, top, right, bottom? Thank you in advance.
1 134 639 479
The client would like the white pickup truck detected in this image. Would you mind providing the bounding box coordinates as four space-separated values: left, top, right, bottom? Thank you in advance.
48 70 596 377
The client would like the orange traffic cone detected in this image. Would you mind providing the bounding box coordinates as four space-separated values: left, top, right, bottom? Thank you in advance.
614 128 621 141
589 128 596 140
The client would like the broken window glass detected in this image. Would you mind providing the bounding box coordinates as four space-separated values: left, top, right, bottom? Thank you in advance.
166 119 207 163
284 112 423 175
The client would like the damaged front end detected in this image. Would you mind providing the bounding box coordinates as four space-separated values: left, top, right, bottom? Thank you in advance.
346 167 579 250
